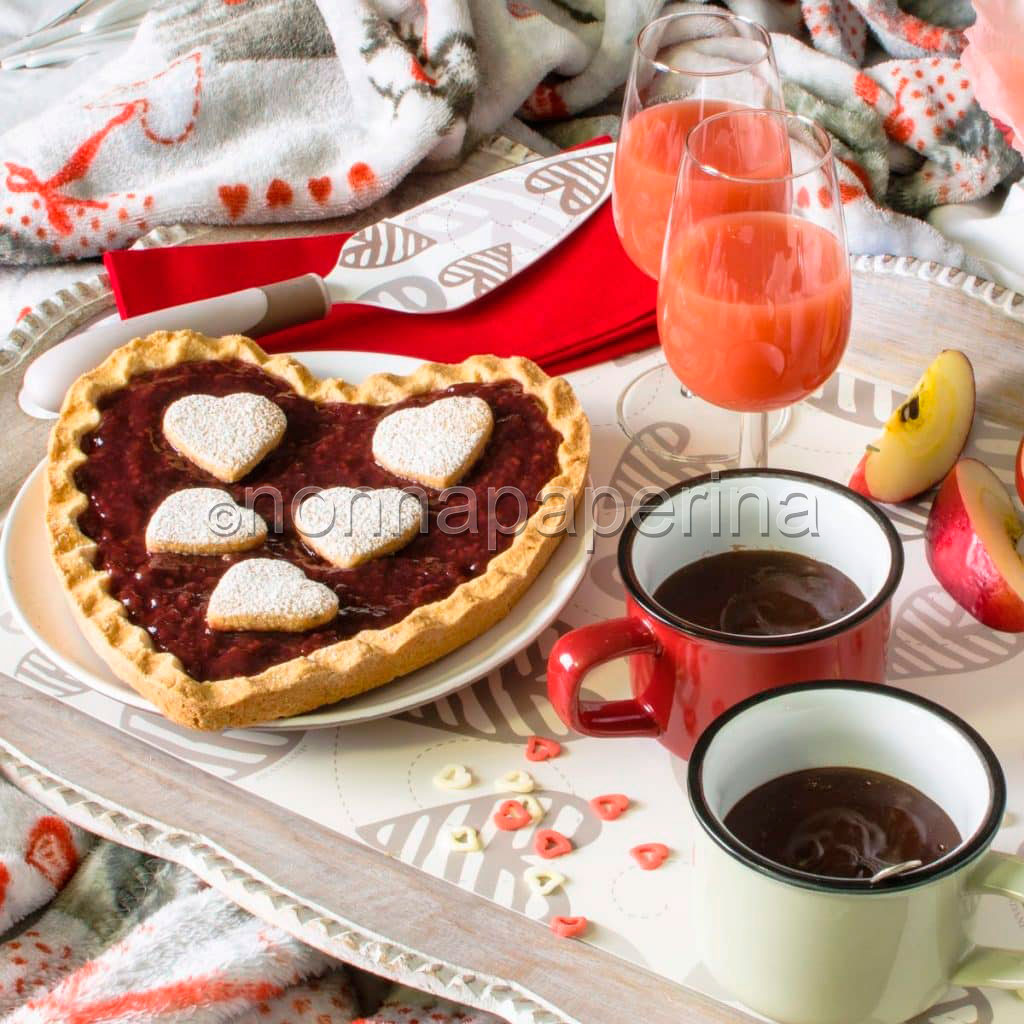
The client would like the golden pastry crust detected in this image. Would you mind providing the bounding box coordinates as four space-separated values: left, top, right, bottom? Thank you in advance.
46 331 590 730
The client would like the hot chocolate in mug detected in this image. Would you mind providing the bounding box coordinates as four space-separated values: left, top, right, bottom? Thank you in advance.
687 682 1024 1024
547 470 903 758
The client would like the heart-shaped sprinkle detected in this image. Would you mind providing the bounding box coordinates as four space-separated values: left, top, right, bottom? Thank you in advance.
295 486 423 569
526 735 561 762
524 865 565 896
448 826 482 853
550 915 588 939
372 396 493 488
494 799 532 832
145 487 267 555
520 795 545 825
590 794 630 822
631 843 670 871
433 764 473 790
206 558 338 632
493 769 535 794
163 392 286 483
534 829 573 859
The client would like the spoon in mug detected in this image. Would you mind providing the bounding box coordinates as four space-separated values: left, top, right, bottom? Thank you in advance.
867 859 923 884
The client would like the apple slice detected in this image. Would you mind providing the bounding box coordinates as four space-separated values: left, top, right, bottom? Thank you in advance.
926 458 1024 632
849 349 975 503
1016 435 1024 504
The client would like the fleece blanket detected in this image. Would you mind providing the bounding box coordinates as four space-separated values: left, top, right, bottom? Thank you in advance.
0 0 1018 270
0 779 504 1024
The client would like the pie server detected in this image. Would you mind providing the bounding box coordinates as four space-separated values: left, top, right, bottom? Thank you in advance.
19 142 615 419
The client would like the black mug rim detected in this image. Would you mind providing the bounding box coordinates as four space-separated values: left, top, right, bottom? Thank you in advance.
687 680 1006 894
617 468 904 649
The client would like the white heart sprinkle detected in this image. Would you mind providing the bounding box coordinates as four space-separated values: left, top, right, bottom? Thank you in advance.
207 558 337 632
449 826 483 853
295 486 423 569
372 396 493 488
433 764 473 791
146 488 267 555
164 392 286 483
521 795 545 824
494 769 535 794
524 865 565 896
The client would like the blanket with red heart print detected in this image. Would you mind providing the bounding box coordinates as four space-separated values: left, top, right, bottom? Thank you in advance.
0 780 505 1024
0 0 1018 271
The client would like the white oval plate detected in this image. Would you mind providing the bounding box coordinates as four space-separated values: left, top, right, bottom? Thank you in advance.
2 350 592 730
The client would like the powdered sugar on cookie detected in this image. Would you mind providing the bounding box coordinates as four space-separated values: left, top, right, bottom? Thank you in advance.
295 486 423 569
372 395 493 488
164 392 286 483
207 558 338 632
146 487 267 555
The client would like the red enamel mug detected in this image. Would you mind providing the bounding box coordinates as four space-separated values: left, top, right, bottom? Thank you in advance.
548 470 904 759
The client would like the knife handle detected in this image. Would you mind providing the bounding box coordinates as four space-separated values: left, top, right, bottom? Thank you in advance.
20 274 331 419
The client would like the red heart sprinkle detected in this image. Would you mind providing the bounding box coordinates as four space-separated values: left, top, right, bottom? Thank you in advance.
631 843 670 871
535 828 573 859
494 799 532 832
550 915 588 939
526 736 562 762
590 794 630 821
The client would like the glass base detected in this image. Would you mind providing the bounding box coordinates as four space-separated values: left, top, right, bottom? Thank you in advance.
616 361 790 466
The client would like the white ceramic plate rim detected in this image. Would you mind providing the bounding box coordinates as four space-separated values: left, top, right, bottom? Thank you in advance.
2 349 593 730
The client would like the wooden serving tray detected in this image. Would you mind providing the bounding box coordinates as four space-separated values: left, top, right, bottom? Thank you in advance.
3 138 1024 1024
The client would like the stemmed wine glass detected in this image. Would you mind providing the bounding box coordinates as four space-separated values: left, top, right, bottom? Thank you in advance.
658 109 852 468
612 10 786 465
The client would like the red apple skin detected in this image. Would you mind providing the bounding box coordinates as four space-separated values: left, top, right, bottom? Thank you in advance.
926 461 1024 633
848 453 870 499
1016 435 1024 505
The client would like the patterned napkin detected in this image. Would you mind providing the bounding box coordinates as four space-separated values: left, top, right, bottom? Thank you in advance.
0 780 503 1024
0 0 1019 273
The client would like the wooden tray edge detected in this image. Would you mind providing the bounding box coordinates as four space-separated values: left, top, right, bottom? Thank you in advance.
0 731 578 1024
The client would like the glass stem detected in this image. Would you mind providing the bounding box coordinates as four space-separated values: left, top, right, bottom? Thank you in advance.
739 411 768 469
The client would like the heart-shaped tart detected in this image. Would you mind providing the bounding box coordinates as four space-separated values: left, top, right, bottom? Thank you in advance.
46 331 588 730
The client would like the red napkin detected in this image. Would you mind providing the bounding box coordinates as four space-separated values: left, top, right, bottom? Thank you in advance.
104 179 657 378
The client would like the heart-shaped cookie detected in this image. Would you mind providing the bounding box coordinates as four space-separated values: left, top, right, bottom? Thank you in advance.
372 395 493 488
295 486 423 569
207 558 338 632
163 392 286 483
145 488 267 555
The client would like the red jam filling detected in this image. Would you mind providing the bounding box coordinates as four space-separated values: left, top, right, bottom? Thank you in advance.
74 360 562 682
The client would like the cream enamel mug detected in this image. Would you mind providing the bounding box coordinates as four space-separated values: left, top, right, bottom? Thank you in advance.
687 682 1024 1024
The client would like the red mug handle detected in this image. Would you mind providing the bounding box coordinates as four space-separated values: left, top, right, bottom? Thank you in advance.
547 617 662 738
